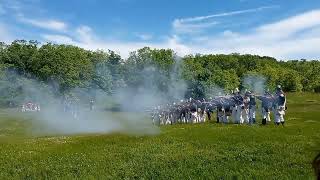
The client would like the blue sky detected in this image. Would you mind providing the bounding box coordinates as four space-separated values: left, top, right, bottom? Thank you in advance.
1 0 320 59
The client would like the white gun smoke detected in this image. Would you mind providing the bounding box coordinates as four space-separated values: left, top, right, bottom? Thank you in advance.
0 56 190 136
242 74 267 94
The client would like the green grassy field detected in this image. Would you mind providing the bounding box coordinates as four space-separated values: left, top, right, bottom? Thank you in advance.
0 93 319 179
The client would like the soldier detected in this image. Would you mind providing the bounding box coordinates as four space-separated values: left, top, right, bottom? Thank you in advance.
155 106 161 126
158 105 165 125
190 99 198 123
274 86 286 126
216 105 224 123
72 98 80 120
243 90 250 124
234 88 244 124
36 103 41 112
89 99 94 111
249 92 256 124
238 105 244 124
278 93 287 125
223 105 231 124
26 102 32 111
63 97 70 113
198 99 207 123
230 91 237 123
165 104 171 125
275 85 284 96
206 103 214 122
179 100 186 123
171 102 180 124
257 89 271 125
231 104 237 123
21 104 26 112
32 103 36 111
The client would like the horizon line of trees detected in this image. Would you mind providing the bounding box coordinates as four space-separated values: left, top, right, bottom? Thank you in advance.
1 40 320 106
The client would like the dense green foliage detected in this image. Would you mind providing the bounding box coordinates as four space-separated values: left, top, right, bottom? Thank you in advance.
0 93 319 179
0 40 320 106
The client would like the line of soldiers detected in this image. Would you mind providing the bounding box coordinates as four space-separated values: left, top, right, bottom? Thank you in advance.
62 98 95 120
21 102 41 112
62 97 80 119
149 85 287 126
257 85 287 125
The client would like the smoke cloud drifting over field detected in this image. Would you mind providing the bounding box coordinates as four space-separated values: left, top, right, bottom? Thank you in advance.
0 69 163 136
0 55 192 136
242 74 267 94
115 55 188 111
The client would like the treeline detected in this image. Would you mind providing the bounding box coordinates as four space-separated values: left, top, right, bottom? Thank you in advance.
0 40 319 105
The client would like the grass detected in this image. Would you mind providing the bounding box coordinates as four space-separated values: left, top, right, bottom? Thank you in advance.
0 93 319 179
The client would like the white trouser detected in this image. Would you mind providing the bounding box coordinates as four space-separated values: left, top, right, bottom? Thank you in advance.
232 106 237 123
236 106 244 124
223 115 229 123
249 106 256 122
279 113 285 122
184 112 189 123
166 114 172 125
191 112 198 123
162 115 166 125
262 108 271 121
198 112 205 123
201 112 206 123
182 115 186 123
274 108 280 123
159 115 163 125
163 114 167 125
275 106 285 123
187 112 192 123
242 108 249 123
197 113 201 123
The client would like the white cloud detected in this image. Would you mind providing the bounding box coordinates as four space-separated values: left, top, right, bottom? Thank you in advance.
176 9 320 59
76 25 93 42
173 6 277 34
167 36 191 56
41 34 75 44
256 10 320 40
177 6 276 23
41 25 190 58
18 14 68 31
0 23 14 43
135 33 153 41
